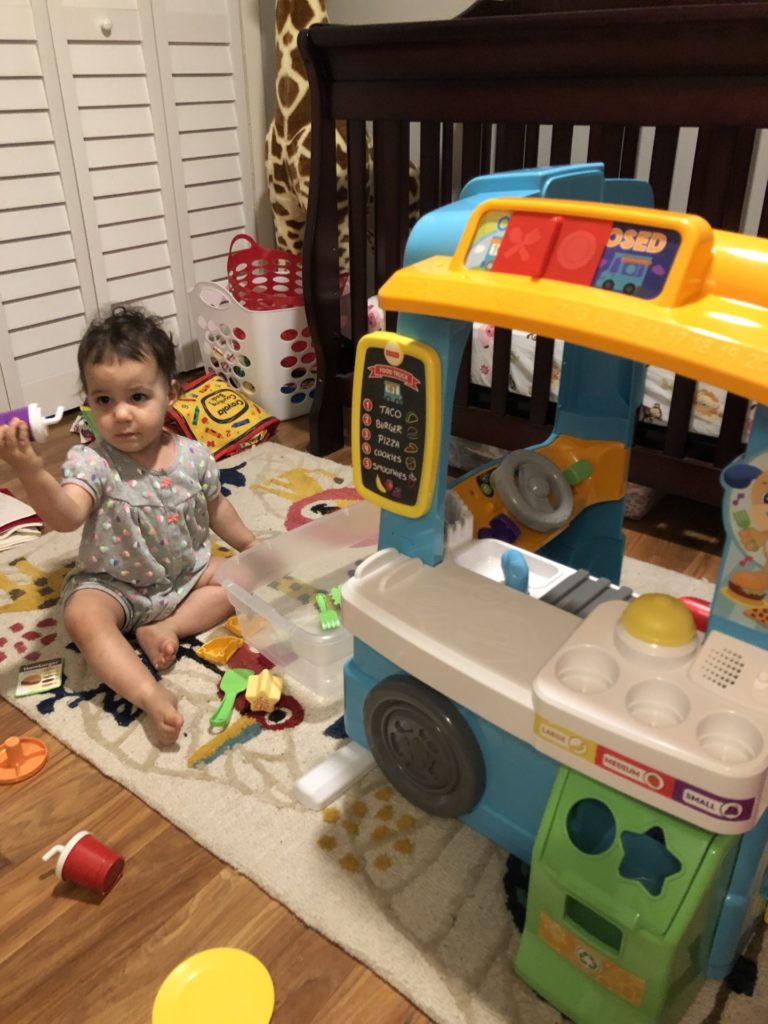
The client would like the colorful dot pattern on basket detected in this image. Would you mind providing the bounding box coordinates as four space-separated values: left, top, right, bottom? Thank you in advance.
190 234 317 421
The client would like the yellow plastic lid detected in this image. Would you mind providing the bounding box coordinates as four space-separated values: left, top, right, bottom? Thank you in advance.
620 593 697 647
152 948 274 1024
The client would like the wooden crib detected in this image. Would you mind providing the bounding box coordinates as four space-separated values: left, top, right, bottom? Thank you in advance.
298 0 768 506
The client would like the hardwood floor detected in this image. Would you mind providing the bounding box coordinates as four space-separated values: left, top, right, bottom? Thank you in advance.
0 413 722 1023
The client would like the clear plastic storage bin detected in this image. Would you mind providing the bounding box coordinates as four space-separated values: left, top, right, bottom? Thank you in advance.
215 501 380 698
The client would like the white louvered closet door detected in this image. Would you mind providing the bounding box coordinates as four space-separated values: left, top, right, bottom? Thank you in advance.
0 0 98 412
0 0 254 412
152 0 254 290
46 0 194 364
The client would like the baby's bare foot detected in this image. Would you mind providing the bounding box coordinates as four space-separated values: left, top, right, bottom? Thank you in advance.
136 621 179 671
143 685 183 745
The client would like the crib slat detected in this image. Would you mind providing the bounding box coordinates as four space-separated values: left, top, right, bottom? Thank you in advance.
454 334 471 410
587 124 624 178
483 123 494 176
523 124 540 168
374 119 412 332
490 327 512 415
688 125 756 229
647 126 678 209
460 122 494 182
495 123 526 172
550 125 572 167
716 128 756 230
398 129 412 254
301 29 346 455
714 394 750 468
530 337 555 426
760 191 768 238
347 120 369 348
440 122 455 206
619 125 639 178
420 122 441 217
461 123 483 187
664 376 696 459
372 120 411 297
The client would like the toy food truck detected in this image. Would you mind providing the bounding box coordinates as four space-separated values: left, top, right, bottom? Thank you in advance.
314 164 768 1024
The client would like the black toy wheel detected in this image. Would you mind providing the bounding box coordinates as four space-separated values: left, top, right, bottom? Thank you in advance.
363 675 485 817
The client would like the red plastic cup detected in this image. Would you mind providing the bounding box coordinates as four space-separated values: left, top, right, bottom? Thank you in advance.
42 830 124 894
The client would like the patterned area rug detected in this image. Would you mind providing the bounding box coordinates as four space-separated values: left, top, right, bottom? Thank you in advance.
0 441 764 1024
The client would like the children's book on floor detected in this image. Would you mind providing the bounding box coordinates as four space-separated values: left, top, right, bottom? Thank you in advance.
0 487 44 550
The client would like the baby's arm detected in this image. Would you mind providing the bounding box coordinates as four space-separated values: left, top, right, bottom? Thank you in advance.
0 420 93 531
207 493 257 551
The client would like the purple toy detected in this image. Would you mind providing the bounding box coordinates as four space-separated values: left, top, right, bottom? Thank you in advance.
0 404 64 441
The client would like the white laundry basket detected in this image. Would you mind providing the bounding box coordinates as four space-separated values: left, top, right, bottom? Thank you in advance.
188 236 317 421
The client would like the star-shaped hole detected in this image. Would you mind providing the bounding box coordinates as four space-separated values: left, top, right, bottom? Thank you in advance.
619 826 681 896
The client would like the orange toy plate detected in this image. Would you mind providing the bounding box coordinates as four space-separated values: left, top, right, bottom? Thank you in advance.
0 735 48 784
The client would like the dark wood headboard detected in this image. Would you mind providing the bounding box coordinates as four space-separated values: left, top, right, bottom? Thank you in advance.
299 1 768 503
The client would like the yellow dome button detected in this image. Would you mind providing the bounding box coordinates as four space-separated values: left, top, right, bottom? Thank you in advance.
620 593 697 647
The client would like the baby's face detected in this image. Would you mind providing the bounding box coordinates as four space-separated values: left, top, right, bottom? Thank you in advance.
84 355 174 464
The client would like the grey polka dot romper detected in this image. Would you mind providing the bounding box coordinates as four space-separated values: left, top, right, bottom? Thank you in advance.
60 436 221 632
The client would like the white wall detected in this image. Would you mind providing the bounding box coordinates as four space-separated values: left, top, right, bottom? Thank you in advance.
238 1 272 244
327 1 469 24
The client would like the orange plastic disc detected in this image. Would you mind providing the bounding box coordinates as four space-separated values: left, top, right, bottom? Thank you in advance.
0 735 48 784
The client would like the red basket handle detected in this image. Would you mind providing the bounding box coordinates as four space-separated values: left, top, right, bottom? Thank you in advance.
228 234 285 262
228 233 258 256
227 235 258 272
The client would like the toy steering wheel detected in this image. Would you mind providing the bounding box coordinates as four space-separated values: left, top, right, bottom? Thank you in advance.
493 450 573 531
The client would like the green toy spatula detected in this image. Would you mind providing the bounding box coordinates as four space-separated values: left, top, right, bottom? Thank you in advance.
209 668 250 730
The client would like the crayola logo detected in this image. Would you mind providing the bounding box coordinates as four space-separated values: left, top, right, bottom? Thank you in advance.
202 389 249 423
606 225 668 254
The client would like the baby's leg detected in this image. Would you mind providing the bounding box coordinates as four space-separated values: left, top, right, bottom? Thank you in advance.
136 559 233 671
63 589 183 745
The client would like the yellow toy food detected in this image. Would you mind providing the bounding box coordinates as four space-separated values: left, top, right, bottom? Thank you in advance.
195 635 244 665
223 615 243 637
245 669 283 713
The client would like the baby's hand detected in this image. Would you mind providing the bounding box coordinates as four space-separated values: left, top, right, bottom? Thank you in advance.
0 419 44 474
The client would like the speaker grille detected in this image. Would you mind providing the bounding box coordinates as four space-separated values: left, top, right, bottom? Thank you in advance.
697 647 745 690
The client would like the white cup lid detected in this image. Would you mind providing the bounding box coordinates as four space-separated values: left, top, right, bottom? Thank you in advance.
41 830 91 879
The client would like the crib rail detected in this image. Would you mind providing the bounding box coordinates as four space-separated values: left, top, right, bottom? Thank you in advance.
300 2 768 503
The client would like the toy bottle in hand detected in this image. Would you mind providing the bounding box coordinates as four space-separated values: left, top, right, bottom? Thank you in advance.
0 404 64 441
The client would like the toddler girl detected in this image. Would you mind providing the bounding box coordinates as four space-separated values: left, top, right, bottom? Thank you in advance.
0 306 258 745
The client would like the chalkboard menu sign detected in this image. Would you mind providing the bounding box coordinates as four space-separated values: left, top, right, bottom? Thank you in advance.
352 332 441 518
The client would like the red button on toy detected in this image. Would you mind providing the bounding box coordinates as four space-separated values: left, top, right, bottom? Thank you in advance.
545 217 613 285
491 213 563 277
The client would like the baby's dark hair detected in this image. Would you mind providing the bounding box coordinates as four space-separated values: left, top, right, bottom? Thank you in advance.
78 305 177 388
